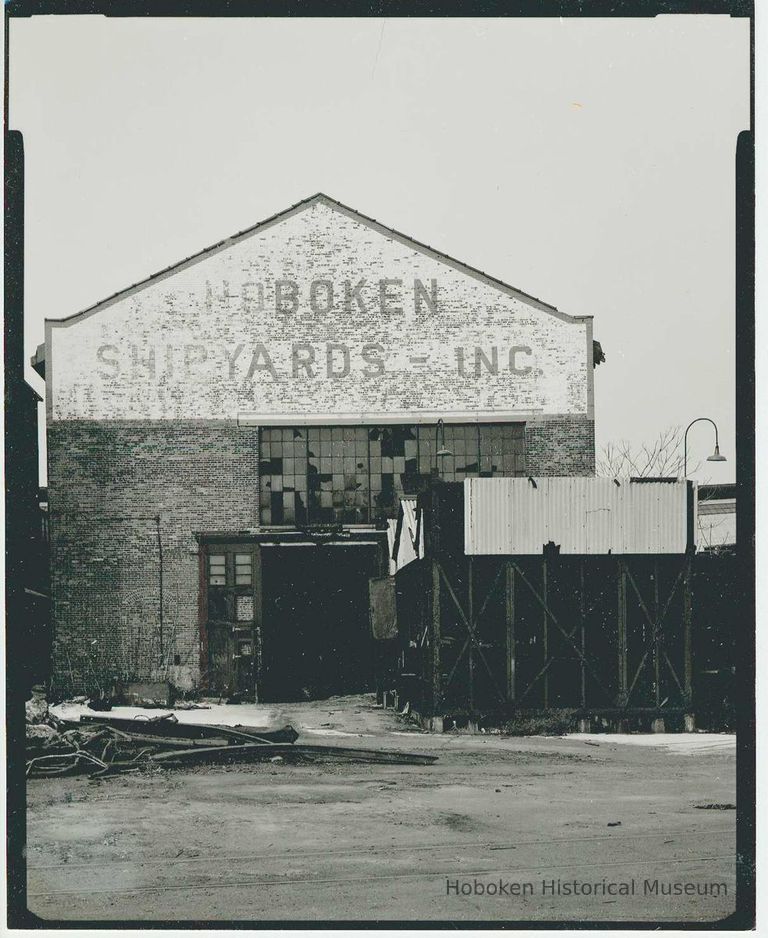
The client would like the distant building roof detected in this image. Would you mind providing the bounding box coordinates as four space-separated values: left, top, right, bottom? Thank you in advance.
697 484 735 549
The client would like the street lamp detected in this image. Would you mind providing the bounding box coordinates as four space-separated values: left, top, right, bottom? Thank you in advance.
434 419 452 476
683 417 726 478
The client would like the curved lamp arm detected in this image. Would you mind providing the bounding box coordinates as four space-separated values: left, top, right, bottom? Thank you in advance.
683 417 721 478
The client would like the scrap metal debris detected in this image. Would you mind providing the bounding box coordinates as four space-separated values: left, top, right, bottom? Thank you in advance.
74 713 300 745
26 709 437 778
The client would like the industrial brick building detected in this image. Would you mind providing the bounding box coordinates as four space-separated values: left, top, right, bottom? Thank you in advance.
34 193 599 701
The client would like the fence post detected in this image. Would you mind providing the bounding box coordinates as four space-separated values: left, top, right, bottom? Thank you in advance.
580 558 587 711
616 560 628 730
683 552 695 731
430 560 442 730
653 557 662 723
467 557 475 717
505 562 515 704
542 557 549 710
577 560 592 732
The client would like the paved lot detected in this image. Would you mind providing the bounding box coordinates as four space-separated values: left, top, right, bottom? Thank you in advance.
28 696 736 924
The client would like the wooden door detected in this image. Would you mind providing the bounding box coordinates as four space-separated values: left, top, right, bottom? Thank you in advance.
203 544 261 700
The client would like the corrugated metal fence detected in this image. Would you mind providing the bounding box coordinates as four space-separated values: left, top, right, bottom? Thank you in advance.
465 477 695 555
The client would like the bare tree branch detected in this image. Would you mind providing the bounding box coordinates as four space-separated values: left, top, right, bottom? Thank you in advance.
597 426 700 479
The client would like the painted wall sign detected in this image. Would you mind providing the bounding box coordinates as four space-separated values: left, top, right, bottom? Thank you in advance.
47 195 593 422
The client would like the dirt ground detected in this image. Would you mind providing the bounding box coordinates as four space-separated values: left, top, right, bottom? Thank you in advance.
27 695 737 924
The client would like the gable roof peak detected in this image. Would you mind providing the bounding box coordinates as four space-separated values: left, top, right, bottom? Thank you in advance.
47 191 592 329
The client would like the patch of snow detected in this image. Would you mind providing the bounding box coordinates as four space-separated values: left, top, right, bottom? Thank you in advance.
50 701 283 728
305 728 373 738
565 732 735 754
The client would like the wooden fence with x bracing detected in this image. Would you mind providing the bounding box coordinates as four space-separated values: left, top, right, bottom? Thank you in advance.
394 547 736 731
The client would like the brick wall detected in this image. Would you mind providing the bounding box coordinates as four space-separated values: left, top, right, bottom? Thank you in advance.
525 415 596 476
47 415 593 695
43 199 597 695
47 422 260 696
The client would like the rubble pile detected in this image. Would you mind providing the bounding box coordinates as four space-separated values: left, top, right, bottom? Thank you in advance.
26 696 437 779
26 718 153 778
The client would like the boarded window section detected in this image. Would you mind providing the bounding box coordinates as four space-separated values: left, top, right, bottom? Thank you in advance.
235 553 252 586
259 423 526 526
236 594 254 621
208 554 226 587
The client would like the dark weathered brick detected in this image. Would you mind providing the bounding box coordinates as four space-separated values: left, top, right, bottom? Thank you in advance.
48 423 259 695
48 415 594 695
525 416 596 476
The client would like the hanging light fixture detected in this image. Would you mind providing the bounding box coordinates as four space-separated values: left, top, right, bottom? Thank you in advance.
433 419 453 479
683 417 727 477
436 418 452 458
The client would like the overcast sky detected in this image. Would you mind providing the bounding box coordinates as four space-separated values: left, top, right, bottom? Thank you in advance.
10 15 749 483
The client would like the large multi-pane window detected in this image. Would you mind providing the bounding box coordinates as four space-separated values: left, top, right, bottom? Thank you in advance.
259 423 526 526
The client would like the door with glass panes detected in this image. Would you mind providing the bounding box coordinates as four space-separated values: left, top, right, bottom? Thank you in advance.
203 545 260 698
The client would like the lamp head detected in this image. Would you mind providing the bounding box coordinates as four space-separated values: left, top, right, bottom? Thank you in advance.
435 418 451 457
707 443 727 463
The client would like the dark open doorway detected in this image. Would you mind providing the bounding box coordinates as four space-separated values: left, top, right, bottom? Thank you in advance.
259 543 379 702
